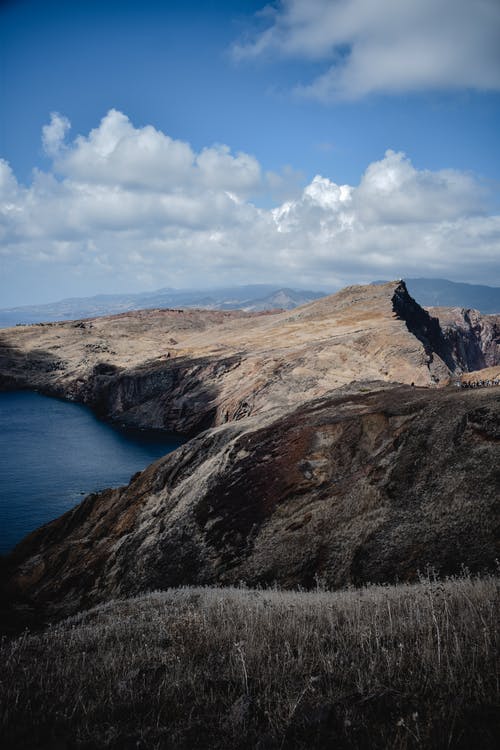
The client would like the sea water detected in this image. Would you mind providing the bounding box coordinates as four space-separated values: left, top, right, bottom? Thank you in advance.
0 391 182 553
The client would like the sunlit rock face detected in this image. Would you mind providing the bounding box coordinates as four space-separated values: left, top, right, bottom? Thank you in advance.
0 280 487 435
1 281 499 627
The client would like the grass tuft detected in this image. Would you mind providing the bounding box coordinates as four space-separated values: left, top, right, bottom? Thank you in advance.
1 575 499 748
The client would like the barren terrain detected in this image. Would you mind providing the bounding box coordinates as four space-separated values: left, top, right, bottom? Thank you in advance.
0 281 499 628
0 281 464 435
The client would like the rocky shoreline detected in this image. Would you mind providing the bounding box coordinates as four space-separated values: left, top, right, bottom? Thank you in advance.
1 281 499 628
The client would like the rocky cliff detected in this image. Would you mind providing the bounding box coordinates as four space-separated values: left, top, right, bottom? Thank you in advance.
429 306 500 372
0 281 471 435
3 384 499 625
1 281 499 627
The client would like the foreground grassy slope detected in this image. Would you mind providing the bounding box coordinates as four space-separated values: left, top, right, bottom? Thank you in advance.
1 576 499 749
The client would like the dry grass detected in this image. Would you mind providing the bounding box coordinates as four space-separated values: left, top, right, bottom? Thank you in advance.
1 575 499 749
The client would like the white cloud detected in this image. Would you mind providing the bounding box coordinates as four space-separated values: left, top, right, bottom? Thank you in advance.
42 112 71 157
354 150 487 223
1 110 499 302
53 109 195 190
50 109 262 196
196 145 262 193
232 0 500 100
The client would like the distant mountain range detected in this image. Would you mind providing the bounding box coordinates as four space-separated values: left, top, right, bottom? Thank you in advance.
1 278 499 328
0 285 325 328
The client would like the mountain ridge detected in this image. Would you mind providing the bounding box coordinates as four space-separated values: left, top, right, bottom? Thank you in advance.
0 285 326 327
1 280 499 628
0 281 471 436
2 277 500 328
376 277 500 314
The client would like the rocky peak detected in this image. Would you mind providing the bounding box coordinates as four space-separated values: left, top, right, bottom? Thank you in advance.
392 280 457 375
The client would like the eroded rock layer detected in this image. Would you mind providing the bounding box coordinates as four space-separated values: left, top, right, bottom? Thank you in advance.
1 281 499 628
4 384 499 624
0 281 464 435
430 306 500 372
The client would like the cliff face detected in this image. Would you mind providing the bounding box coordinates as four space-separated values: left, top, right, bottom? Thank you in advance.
1 281 499 627
0 281 472 435
4 384 499 623
430 307 500 372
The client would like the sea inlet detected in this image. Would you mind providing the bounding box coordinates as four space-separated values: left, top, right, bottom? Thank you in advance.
0 391 183 554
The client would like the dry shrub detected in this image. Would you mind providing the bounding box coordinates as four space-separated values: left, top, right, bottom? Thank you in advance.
1 574 499 749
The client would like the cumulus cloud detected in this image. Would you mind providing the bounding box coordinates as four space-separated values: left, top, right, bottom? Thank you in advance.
197 144 262 194
42 112 71 157
354 150 488 223
232 0 500 100
50 109 262 196
1 110 499 301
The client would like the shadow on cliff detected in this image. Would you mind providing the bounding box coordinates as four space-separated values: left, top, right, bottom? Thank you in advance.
392 282 458 372
0 343 237 633
0 333 233 437
0 556 43 635
0 339 67 392
82 353 241 437
2 382 500 634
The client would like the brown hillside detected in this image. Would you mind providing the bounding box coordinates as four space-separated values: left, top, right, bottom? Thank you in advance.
1 281 499 629
4 384 499 626
0 281 468 435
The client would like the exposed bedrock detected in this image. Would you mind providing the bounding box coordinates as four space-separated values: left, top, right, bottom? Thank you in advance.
392 283 457 372
4 385 499 624
1 281 499 627
1 281 497 437
430 306 500 372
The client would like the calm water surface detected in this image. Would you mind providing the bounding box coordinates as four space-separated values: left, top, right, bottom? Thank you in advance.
0 391 183 553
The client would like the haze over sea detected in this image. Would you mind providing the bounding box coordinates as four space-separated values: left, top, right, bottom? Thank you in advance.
0 391 182 553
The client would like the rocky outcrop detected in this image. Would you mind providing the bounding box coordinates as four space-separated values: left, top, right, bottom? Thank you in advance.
0 282 480 435
430 307 500 372
393 286 456 373
2 281 500 628
3 384 499 625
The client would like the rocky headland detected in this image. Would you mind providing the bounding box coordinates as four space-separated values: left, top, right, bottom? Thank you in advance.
0 280 488 432
1 280 499 626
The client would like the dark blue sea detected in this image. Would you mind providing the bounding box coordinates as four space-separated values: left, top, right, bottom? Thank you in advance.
0 391 182 554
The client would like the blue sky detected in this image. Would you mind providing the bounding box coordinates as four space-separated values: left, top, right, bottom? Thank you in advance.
1 0 500 305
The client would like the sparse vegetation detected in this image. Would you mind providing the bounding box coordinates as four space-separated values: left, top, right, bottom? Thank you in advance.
1 575 499 749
